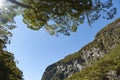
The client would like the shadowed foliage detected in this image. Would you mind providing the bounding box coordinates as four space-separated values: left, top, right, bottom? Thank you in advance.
0 42 23 80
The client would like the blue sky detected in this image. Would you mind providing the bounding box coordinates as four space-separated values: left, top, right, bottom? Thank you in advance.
7 1 120 80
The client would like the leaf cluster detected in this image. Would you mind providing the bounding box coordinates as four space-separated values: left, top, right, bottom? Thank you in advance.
21 0 116 36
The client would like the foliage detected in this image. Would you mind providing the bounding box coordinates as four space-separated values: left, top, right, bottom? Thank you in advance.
0 43 23 80
64 43 120 80
7 0 117 36
0 0 20 45
0 1 23 79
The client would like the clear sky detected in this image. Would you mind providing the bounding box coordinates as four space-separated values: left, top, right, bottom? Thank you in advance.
7 1 120 80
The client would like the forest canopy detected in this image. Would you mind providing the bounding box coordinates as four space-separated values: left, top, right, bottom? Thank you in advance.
9 0 117 35
0 0 117 45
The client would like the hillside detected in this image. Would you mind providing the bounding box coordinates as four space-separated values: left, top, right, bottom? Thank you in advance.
41 18 120 80
65 41 120 80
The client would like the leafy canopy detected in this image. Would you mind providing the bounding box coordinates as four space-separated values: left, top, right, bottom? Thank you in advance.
0 0 117 46
0 0 19 46
1 0 117 37
20 0 117 36
0 1 23 79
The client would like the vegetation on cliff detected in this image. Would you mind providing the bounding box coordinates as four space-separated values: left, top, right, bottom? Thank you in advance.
65 42 120 80
42 18 120 80
60 18 120 64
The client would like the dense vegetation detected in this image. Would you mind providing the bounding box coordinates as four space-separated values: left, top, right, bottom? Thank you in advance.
65 42 120 80
0 42 23 80
4 0 117 36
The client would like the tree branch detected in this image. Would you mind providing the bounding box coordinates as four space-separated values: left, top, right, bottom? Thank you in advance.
8 0 33 9
86 12 92 27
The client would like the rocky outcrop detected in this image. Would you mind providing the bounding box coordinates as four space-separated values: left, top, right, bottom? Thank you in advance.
41 18 120 80
106 70 120 80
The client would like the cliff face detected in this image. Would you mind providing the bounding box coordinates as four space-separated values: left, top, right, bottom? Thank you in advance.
41 18 120 80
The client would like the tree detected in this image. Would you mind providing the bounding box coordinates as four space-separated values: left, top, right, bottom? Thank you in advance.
0 48 23 80
8 0 117 36
5 0 117 36
0 0 117 46
0 1 23 79
0 0 21 45
0 38 23 80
